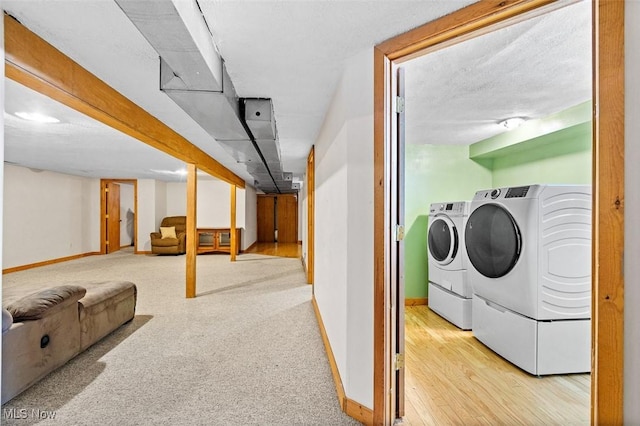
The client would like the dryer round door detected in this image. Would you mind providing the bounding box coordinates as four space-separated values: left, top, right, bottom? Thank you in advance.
465 204 521 278
428 215 459 265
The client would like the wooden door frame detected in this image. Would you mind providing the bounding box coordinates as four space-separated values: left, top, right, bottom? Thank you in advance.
100 179 138 255
373 1 624 424
307 147 315 285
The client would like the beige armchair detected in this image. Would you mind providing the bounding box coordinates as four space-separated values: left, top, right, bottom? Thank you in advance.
150 216 187 255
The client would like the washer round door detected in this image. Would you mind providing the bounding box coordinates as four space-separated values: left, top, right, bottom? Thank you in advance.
465 204 521 278
428 215 458 265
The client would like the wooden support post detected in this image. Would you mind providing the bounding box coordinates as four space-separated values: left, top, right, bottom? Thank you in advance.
186 164 197 298
230 184 237 262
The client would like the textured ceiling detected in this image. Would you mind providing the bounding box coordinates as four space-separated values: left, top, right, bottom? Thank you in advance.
2 0 591 185
404 0 592 146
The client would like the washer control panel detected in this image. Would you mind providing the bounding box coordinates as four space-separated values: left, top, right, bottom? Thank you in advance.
429 201 469 215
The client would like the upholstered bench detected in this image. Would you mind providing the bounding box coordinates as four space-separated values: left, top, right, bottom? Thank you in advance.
1 281 137 404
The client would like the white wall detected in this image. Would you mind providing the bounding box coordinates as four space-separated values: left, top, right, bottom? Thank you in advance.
136 179 160 252
625 3 640 423
314 48 373 408
165 181 187 218
119 183 135 247
2 165 100 269
242 185 257 250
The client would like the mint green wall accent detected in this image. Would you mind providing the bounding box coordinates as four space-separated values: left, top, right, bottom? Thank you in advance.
469 101 591 159
491 126 592 187
404 144 492 298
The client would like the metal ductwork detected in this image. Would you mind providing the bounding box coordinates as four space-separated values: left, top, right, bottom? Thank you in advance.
115 0 296 193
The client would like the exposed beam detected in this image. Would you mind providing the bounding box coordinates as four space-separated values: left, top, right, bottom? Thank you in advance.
3 14 245 188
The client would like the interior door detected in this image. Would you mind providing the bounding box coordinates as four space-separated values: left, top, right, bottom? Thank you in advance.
276 194 298 243
390 65 406 420
106 182 121 253
257 195 276 242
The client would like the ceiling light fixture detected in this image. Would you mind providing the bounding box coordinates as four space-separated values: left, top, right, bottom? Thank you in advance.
15 111 60 124
498 117 527 130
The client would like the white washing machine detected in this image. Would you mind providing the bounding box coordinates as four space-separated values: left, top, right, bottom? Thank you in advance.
464 184 592 375
427 201 472 329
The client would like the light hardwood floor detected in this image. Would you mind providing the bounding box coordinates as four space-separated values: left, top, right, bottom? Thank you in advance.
244 242 301 258
403 306 590 425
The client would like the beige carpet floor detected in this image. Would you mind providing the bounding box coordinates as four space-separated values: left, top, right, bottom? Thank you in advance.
2 249 361 425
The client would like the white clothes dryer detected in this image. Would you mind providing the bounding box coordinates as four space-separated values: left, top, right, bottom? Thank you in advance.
464 184 592 375
427 201 472 329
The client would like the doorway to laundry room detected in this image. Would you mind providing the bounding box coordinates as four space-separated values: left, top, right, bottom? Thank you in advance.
397 1 594 424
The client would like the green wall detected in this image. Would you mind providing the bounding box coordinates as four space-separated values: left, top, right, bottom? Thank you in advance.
490 126 591 186
404 102 592 300
404 144 491 298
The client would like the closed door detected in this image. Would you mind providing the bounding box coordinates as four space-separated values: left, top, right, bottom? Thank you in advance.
276 194 298 243
257 195 276 242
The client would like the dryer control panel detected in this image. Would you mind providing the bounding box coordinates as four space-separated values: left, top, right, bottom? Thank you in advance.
429 201 469 216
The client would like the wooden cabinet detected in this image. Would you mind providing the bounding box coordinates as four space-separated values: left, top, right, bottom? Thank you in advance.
196 228 241 255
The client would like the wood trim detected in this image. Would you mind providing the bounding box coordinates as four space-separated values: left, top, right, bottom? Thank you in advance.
100 180 108 255
3 15 245 188
374 0 625 424
591 0 625 423
230 185 237 262
313 293 375 425
306 147 315 285
101 179 138 254
404 298 428 307
373 46 389 426
377 0 556 60
242 241 257 253
311 295 346 410
2 252 101 274
186 164 197 298
345 398 374 425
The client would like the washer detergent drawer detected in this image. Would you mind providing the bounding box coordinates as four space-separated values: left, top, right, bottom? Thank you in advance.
472 295 538 374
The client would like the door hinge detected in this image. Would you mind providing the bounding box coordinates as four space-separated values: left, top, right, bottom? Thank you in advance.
395 224 405 241
105 214 109 219
105 187 109 193
394 353 404 371
395 96 405 114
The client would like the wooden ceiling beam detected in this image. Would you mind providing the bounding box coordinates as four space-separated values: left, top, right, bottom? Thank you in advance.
3 14 245 188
